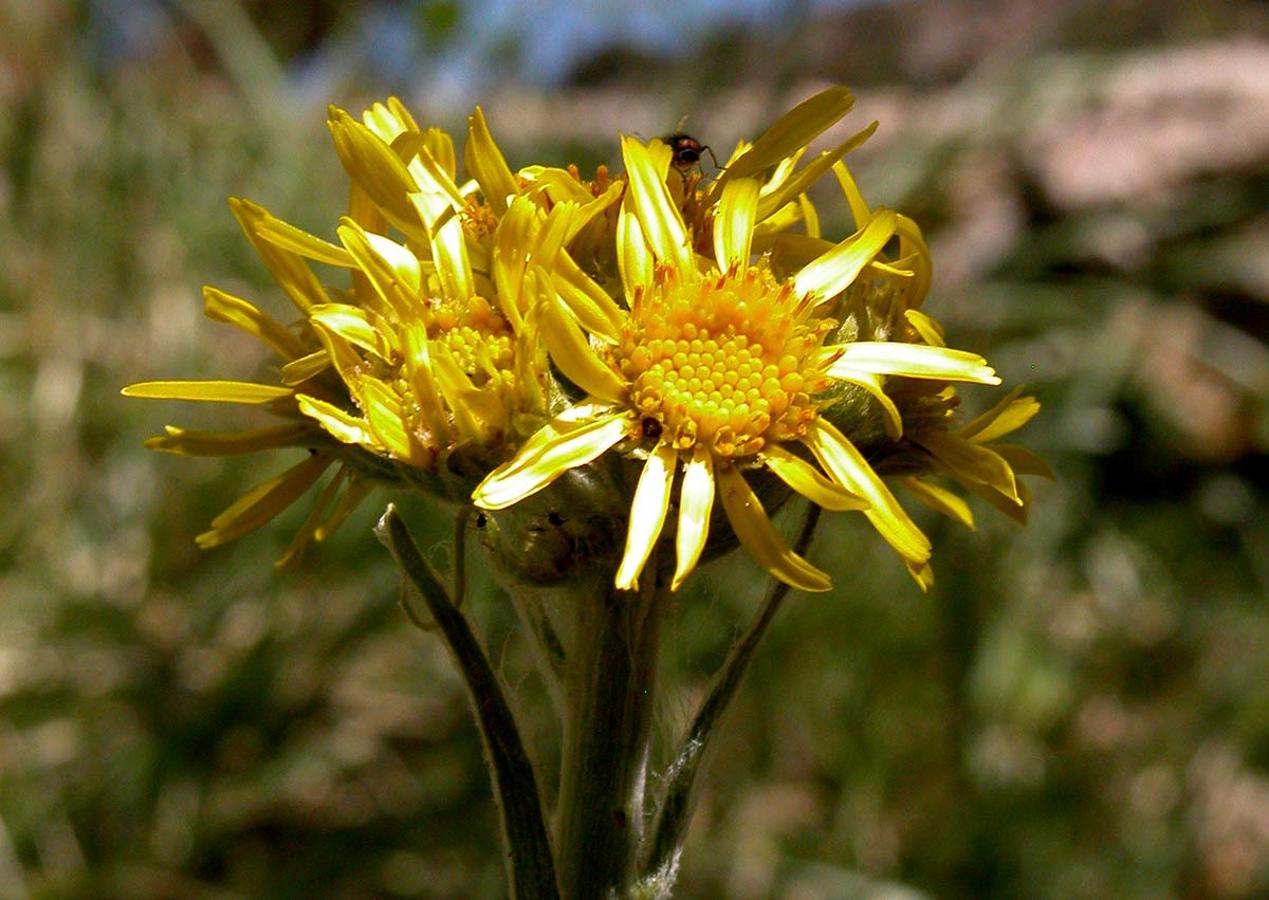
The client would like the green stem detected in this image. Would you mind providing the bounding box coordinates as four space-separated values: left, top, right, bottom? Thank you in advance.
639 505 821 887
376 506 560 900
504 582 568 716
554 570 666 900
452 506 470 607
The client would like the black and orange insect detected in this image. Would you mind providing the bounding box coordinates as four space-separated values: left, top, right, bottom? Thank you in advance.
662 132 719 173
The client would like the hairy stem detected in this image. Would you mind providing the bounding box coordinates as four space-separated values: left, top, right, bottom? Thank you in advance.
554 571 666 899
376 506 560 899
639 505 822 887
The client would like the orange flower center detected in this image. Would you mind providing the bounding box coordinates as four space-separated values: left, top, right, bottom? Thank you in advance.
615 265 832 458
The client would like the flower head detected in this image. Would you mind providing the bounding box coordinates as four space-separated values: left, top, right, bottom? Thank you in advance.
475 89 1042 592
124 98 574 562
126 87 1044 586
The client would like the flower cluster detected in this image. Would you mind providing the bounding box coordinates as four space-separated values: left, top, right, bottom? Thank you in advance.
127 88 1046 587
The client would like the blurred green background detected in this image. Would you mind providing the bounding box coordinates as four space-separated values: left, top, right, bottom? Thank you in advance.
2 0 1266 897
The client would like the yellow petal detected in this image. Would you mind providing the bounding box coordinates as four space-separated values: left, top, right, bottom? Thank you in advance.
904 309 946 347
229 198 333 312
280 349 332 385
489 400 614 483
716 463 831 592
360 101 402 142
197 453 333 548
617 195 654 298
804 418 931 565
532 201 577 267
621 135 693 275
759 148 805 196
472 411 631 510
960 394 1041 444
713 177 760 271
869 256 918 279
297 394 380 449
420 126 456 179
917 431 1020 504
399 137 466 211
336 221 415 317
899 476 974 529
568 179 625 245
991 443 1054 479
411 190 474 302
348 182 386 232
314 477 373 541
723 138 752 168
491 196 540 327
512 320 547 416
326 107 422 236
358 376 416 462
122 380 293 404
672 445 716 591
518 165 595 205
253 215 354 268
465 106 519 215
393 100 425 137
716 87 855 184
895 213 932 308
549 251 624 343
310 326 365 395
430 348 500 443
361 228 423 294
385 97 421 134
831 160 870 231
755 121 878 223
753 202 805 240
538 287 626 404
829 342 1000 384
961 476 1031 525
794 208 898 304
309 303 392 361
202 286 309 360
144 424 309 456
955 386 1024 440
906 560 935 593
615 443 677 590
762 232 835 274
275 465 349 569
797 194 820 239
762 445 869 511
400 320 450 443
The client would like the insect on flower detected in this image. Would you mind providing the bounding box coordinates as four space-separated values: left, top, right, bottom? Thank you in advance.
663 132 719 173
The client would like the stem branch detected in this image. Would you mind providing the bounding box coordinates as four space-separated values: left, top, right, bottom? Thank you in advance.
640 505 822 884
377 505 559 900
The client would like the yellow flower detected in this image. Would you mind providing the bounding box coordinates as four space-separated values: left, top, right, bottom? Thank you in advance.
473 93 1015 593
807 160 1050 588
895 385 1052 528
124 98 573 562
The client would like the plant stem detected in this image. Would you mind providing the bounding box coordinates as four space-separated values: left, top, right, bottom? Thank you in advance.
639 505 822 887
554 571 666 899
376 506 560 900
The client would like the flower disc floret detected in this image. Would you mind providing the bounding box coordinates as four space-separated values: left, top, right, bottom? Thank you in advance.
619 265 832 457
429 294 516 386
